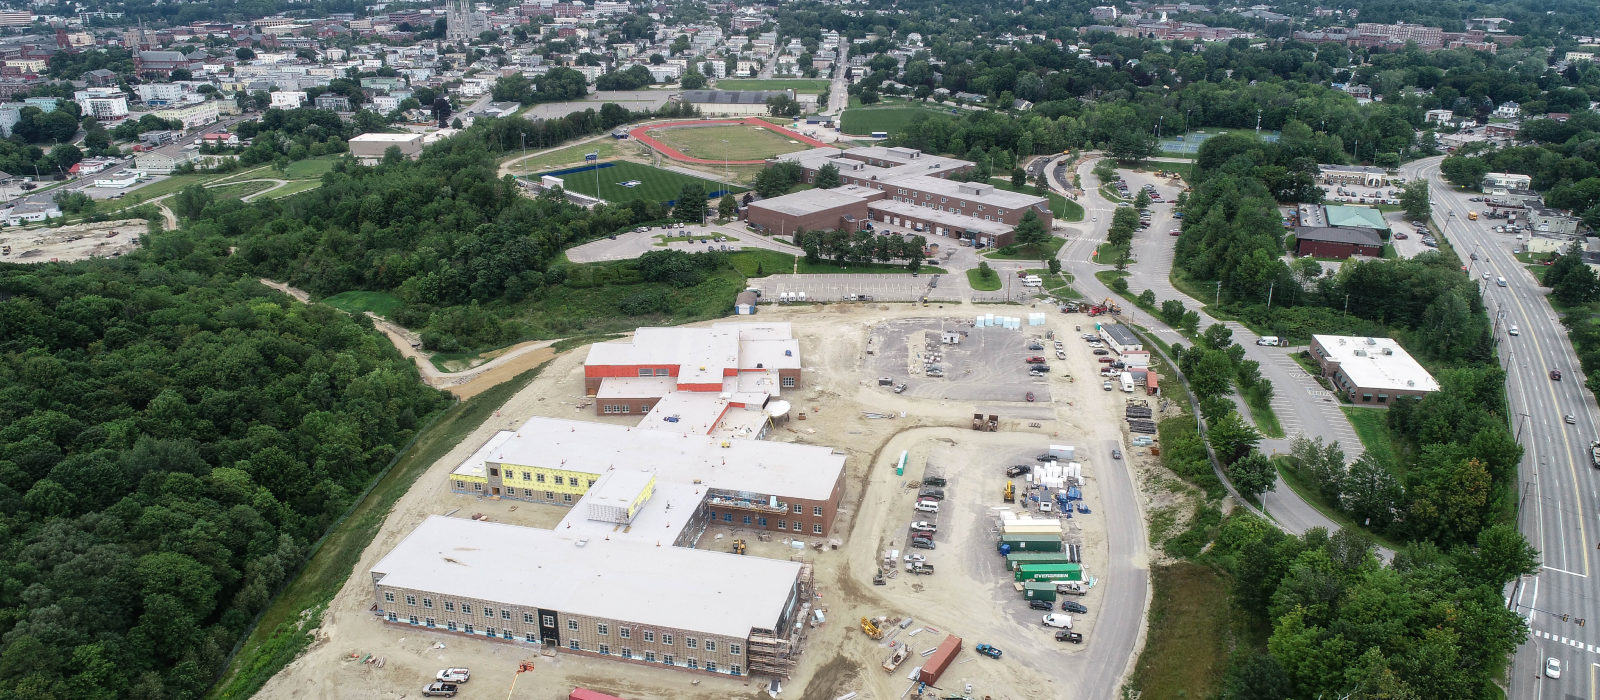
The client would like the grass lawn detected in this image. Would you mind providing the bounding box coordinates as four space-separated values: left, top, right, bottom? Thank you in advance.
1244 385 1284 438
1274 456 1407 552
207 365 547 699
715 79 831 94
727 249 945 276
646 123 813 161
207 180 278 201
1151 161 1194 182
1129 561 1257 699
655 233 739 245
541 161 746 205
322 290 404 317
1024 268 1081 299
268 180 324 199
503 141 622 175
1342 406 1403 475
984 236 1065 260
282 154 340 179
840 103 955 135
1094 242 1131 266
967 268 1003 290
986 178 1085 221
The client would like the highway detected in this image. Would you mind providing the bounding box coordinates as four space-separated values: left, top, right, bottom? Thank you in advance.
1401 157 1599 700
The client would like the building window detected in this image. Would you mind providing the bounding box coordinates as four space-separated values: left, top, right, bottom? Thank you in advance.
563 493 573 502
655 368 669 376
792 503 802 513
448 621 458 631
588 479 596 487
426 617 435 628
781 377 795 387
730 644 742 656
489 467 499 477
524 613 535 624
482 607 494 618
814 523 824 534
461 604 472 615
705 640 716 652
813 506 823 516
486 627 496 636
523 488 533 497
646 651 657 662
641 405 650 412
503 630 514 640
454 480 465 489
638 368 653 376
723 513 733 522
501 609 511 620
387 612 397 622
384 592 394 602
405 595 416 606
622 648 632 659
536 473 546 483
778 520 786 529
706 661 717 673
686 637 697 649
759 517 767 527
408 615 418 625
543 615 555 627
422 598 433 608
643 630 655 642
555 476 565 485
1377 394 1388 403
619 628 631 639
546 491 555 499
569 640 580 651
473 482 483 491
663 654 674 665
662 634 674 646
687 658 698 669
525 632 537 642
743 515 752 524
521 471 531 481
732 665 742 676
794 522 803 532
598 644 610 655
597 623 608 635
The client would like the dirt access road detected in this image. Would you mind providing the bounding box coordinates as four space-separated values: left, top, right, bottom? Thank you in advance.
254 299 1159 700
257 279 557 400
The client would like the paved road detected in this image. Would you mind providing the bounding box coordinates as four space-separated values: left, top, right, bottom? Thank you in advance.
1055 155 1373 544
7 114 255 209
826 44 850 115
1400 157 1600 700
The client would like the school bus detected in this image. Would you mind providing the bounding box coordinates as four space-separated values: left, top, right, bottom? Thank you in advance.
1468 211 1479 220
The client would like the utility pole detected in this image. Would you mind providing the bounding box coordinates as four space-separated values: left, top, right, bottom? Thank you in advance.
1255 108 1262 136
1266 280 1275 309
1515 411 1530 442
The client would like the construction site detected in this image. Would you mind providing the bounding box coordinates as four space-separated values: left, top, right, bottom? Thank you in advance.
254 299 1168 700
0 218 145 263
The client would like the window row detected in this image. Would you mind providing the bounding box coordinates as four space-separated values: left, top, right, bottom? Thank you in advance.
454 482 577 502
704 512 825 534
564 641 741 674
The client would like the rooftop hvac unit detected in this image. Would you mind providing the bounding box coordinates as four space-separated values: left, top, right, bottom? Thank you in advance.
1407 380 1415 386
1383 348 1393 355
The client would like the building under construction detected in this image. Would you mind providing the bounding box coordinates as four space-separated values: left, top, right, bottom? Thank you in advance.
372 516 815 679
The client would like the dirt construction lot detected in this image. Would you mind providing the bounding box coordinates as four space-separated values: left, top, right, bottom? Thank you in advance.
0 218 145 263
256 301 1150 700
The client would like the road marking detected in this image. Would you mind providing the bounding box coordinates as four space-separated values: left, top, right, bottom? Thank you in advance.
1543 565 1590 578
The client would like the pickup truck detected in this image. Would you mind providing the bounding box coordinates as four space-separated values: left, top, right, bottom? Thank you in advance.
436 668 471 683
423 682 459 697
907 562 935 574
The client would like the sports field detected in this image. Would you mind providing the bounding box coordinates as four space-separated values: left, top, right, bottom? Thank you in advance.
840 103 956 136
715 79 831 94
645 124 812 161
541 161 746 204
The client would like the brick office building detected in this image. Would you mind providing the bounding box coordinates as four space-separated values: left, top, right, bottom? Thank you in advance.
1294 226 1384 258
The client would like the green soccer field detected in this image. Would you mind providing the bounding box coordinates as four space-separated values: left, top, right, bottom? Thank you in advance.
542 161 747 204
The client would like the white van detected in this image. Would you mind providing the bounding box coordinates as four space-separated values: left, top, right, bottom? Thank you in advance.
1256 336 1280 347
914 500 940 514
1496 276 1507 287
1042 614 1073 628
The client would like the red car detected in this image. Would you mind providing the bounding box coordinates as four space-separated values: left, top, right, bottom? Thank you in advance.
1026 391 1036 402
1025 356 1046 363
1098 357 1115 363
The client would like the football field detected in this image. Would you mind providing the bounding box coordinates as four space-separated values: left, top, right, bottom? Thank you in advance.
541 161 746 204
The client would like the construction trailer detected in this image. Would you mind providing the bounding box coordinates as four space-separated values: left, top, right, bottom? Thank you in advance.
998 533 1064 552
917 634 963 685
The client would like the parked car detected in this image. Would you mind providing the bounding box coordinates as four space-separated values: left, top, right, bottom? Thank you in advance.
975 643 1003 659
436 668 471 684
423 683 459 698
1060 600 1088 613
1028 343 1045 350
1111 448 1122 460
1055 630 1084 643
918 487 945 500
1025 356 1047 363
1093 349 1110 355
1393 232 1408 239
1030 364 1049 372
1055 350 1067 360
1026 391 1036 402
910 537 936 549
1006 464 1032 477
910 521 937 533
915 500 940 513
1103 380 1114 391
1098 357 1115 364
1029 600 1052 611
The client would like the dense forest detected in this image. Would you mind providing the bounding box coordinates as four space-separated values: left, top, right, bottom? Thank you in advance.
0 261 451 699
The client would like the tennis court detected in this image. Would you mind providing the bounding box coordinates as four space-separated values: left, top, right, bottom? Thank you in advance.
1159 129 1280 154
540 161 746 205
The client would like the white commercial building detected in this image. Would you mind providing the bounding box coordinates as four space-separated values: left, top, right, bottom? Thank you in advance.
1309 335 1439 404
1482 172 1532 192
348 132 425 165
74 88 129 121
268 91 307 109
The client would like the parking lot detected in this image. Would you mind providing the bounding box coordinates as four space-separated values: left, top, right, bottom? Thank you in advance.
752 272 958 303
866 319 1055 403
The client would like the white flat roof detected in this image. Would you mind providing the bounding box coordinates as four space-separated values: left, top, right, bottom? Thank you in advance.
595 375 678 399
454 416 844 500
1313 335 1440 393
558 478 701 545
584 468 655 513
373 516 801 639
586 323 798 386
350 132 423 142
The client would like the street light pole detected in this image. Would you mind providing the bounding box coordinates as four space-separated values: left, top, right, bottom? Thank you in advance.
1515 411 1530 442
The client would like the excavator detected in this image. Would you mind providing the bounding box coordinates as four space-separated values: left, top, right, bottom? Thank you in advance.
861 617 885 640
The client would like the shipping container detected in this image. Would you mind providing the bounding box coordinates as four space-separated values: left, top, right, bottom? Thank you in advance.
918 634 963 685
1023 580 1058 601
999 534 1063 552
1006 552 1075 570
1014 563 1085 582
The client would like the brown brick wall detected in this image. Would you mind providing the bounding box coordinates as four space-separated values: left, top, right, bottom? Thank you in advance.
746 199 870 236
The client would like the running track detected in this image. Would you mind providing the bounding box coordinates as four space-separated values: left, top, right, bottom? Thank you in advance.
629 118 830 164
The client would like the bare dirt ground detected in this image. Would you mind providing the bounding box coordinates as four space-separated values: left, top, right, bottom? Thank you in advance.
255 301 1146 700
0 218 145 263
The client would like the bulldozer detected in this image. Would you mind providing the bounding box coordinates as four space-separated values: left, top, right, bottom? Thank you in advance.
861 617 885 640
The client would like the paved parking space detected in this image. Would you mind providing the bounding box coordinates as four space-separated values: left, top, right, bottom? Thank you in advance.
865 319 1054 403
